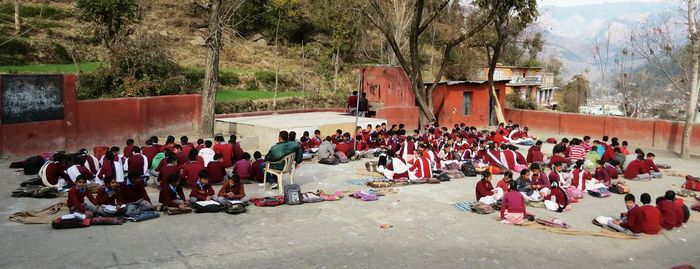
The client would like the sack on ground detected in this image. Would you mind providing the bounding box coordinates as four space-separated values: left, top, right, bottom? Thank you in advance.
284 184 303 205
471 202 495 214
12 186 61 198
165 207 192 215
368 181 392 188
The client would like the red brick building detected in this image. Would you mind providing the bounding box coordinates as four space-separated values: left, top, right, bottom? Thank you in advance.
360 66 507 128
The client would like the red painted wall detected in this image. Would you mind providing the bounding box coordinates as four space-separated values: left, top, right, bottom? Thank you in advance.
361 66 415 107
432 82 506 128
505 108 700 155
0 73 202 157
375 106 419 128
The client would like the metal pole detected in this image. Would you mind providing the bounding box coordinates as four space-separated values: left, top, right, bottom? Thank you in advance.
301 40 305 109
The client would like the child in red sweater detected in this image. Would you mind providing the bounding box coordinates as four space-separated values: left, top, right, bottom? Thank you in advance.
159 174 188 210
217 174 247 205
189 170 215 203
67 175 98 217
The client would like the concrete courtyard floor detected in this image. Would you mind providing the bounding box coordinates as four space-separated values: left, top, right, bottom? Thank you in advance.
0 142 699 269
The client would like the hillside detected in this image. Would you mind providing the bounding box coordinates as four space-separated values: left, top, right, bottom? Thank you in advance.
0 0 362 105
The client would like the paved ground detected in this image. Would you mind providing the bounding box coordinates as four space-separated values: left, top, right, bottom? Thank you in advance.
0 141 699 269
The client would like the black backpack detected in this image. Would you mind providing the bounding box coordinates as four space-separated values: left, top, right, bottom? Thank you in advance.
284 184 303 205
224 203 247 215
461 162 477 177
193 201 223 213
23 156 45 175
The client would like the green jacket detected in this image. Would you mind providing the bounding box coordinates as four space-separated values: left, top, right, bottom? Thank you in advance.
265 141 303 170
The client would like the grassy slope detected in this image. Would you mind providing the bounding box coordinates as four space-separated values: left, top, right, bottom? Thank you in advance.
0 62 103 73
216 89 302 101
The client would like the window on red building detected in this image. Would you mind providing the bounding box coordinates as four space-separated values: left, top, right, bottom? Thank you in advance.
463 92 472 116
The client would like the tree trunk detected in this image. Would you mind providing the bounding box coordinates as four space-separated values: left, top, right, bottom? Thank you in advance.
333 45 339 92
682 0 700 158
13 0 20 35
301 40 305 109
200 0 223 138
487 45 506 126
273 10 281 109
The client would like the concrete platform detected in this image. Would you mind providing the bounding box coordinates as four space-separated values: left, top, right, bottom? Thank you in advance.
215 112 386 151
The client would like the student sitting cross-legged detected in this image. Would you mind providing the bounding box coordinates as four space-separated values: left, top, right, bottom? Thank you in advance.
117 172 154 217
159 174 188 210
500 180 528 225
95 176 121 216
67 175 99 217
596 194 643 236
216 174 247 206
189 170 215 204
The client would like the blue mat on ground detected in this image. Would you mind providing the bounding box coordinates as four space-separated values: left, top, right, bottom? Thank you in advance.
346 178 387 186
452 201 477 212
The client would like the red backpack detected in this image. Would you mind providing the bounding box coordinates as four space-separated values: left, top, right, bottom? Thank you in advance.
684 176 700 191
251 196 285 207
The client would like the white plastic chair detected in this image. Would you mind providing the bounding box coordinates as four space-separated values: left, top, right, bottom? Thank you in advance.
263 153 296 194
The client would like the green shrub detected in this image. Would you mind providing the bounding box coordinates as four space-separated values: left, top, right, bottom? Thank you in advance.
0 3 73 20
218 71 240 86
506 93 538 110
77 33 200 99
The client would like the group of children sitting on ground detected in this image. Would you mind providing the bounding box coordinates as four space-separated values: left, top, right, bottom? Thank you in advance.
41 134 295 219
31 118 689 234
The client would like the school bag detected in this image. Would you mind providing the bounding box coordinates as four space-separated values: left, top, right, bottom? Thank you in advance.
684 176 700 191
23 156 46 175
302 192 325 203
565 187 583 200
437 173 451 182
20 177 43 187
251 196 285 207
194 201 223 213
588 187 611 198
223 202 247 214
52 216 91 229
461 162 478 177
608 183 630 194
284 184 304 205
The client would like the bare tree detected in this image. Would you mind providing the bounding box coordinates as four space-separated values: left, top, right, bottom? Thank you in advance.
630 0 699 158
361 0 495 126
591 23 612 115
198 0 246 138
13 0 20 35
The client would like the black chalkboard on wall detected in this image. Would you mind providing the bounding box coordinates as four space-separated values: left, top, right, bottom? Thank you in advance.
1 74 65 124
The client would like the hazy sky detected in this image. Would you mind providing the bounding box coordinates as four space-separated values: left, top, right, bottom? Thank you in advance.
540 0 664 7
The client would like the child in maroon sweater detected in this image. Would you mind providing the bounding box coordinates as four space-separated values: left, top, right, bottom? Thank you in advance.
250 151 266 183
189 170 215 203
159 174 188 210
232 152 252 184
67 175 98 217
207 154 228 185
217 174 246 205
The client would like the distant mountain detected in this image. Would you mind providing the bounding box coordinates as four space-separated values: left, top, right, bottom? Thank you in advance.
536 1 680 81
